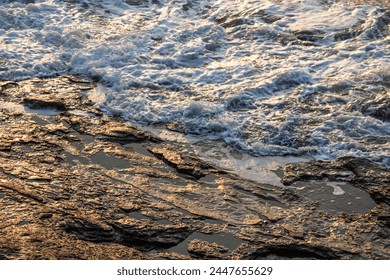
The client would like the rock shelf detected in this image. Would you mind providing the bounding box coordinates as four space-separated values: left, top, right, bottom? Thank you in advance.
0 77 388 259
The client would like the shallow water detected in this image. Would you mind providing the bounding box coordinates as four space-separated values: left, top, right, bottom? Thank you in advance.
169 231 243 255
0 0 389 168
289 179 376 214
0 100 61 115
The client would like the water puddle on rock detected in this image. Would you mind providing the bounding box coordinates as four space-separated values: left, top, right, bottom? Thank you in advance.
124 142 155 158
18 145 34 152
0 101 61 117
125 211 172 225
23 107 152 172
78 134 94 144
24 107 61 116
62 150 90 165
31 115 51 125
169 232 243 255
198 173 218 183
290 179 376 214
62 149 133 169
89 151 131 169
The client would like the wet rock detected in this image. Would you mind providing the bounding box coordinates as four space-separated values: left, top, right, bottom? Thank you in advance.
0 247 19 260
148 146 212 179
188 239 229 259
368 184 390 205
0 77 389 260
62 219 115 244
95 121 160 143
39 213 53 220
110 222 191 250
61 215 191 252
166 122 185 133
282 157 390 188
23 98 67 111
247 244 342 260
0 81 18 91
62 216 191 252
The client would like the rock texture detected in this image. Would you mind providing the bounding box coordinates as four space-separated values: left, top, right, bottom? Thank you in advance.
0 77 389 259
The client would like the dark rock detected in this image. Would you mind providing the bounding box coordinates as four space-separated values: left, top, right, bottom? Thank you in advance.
110 222 191 250
368 184 390 205
62 218 191 251
247 244 342 260
62 220 115 243
39 213 53 220
23 98 67 111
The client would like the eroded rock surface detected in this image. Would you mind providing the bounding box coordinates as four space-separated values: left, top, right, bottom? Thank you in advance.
0 77 389 259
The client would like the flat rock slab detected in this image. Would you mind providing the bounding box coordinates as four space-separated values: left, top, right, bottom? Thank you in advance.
0 77 389 259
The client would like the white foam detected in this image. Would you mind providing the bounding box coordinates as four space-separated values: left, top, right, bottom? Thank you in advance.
87 84 106 104
326 181 347 196
289 4 360 32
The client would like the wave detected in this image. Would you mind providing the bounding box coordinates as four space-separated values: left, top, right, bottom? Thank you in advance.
1 0 389 166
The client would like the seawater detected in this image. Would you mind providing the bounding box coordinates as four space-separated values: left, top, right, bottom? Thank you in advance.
1 0 389 169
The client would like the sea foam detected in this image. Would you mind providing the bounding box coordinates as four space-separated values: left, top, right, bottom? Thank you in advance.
1 0 389 167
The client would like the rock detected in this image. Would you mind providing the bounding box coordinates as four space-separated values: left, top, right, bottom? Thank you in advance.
166 122 185 133
23 98 67 111
39 213 53 220
148 146 211 179
188 239 229 259
95 121 160 143
247 244 341 260
110 222 191 250
62 217 191 251
0 77 389 260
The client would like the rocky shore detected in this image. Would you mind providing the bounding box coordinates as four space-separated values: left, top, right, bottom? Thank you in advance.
0 77 389 259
